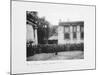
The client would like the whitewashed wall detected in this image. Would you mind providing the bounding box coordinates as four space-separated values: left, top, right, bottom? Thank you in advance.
26 24 34 42
58 25 84 44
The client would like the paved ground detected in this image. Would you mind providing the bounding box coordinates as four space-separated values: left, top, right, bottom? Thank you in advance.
27 51 84 61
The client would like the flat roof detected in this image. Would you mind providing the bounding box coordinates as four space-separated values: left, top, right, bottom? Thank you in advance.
59 21 84 26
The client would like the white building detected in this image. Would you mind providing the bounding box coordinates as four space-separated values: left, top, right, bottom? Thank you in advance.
58 21 84 44
26 11 38 45
26 22 38 45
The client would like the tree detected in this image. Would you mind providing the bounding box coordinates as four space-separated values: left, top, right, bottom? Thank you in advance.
27 11 38 28
37 17 50 44
26 11 50 44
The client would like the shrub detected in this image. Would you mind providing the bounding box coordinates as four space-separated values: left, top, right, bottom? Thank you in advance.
27 43 84 57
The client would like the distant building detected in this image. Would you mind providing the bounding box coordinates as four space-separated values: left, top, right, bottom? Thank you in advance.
58 21 84 44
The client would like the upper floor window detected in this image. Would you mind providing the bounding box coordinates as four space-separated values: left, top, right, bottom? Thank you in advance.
64 26 70 33
80 25 84 32
64 26 70 39
80 25 84 39
73 26 77 39
73 26 77 32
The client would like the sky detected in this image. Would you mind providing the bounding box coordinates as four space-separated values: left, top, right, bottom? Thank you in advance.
26 2 93 25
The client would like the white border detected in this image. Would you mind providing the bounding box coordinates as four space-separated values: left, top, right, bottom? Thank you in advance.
11 1 95 74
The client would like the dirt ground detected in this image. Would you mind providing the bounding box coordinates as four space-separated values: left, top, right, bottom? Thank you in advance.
27 51 84 61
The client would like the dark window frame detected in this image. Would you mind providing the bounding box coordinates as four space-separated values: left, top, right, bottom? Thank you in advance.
64 33 70 39
64 26 70 40
80 25 84 39
73 26 77 39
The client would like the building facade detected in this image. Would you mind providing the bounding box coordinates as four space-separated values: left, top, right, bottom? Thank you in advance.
26 23 38 45
58 21 84 44
26 11 38 45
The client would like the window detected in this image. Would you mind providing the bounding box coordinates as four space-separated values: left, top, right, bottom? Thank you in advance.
73 26 77 39
73 32 77 39
80 25 84 32
64 27 70 33
64 33 70 39
77 25 80 32
73 26 77 32
81 32 84 39
64 26 70 39
80 25 84 39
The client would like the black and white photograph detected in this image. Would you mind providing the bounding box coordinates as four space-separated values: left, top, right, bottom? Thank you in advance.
26 10 84 61
11 1 95 74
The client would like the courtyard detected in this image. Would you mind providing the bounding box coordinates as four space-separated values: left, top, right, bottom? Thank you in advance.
27 51 84 61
